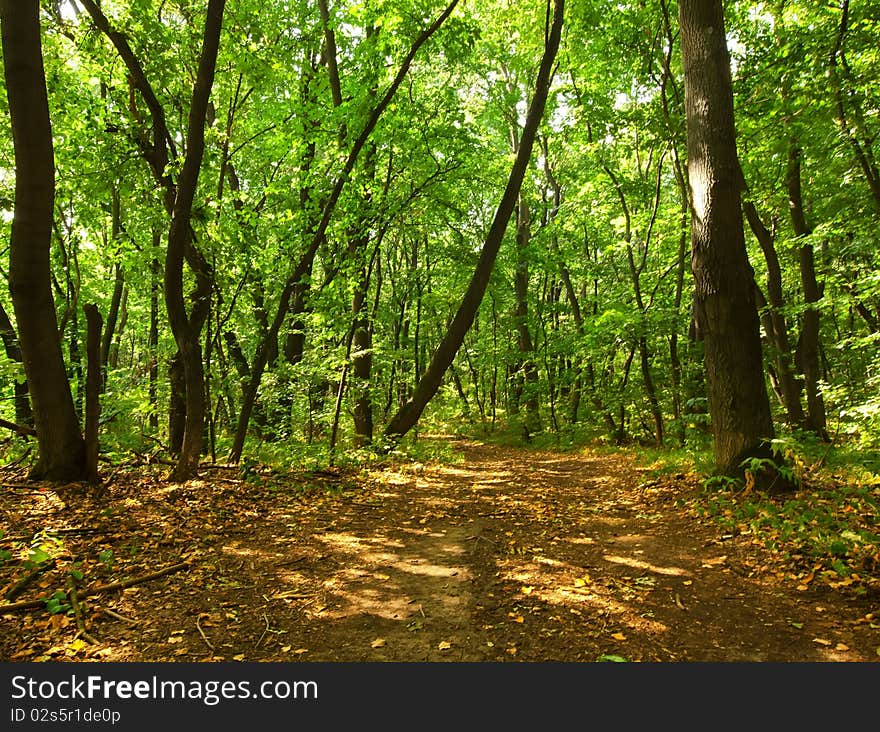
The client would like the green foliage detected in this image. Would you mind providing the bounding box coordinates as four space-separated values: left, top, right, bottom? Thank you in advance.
98 549 114 571
696 447 880 588
0 0 878 483
44 590 71 616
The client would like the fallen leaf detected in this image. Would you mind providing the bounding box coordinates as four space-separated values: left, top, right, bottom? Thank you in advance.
438 641 452 651
520 586 533 595
812 638 831 646
233 654 245 661
835 643 849 652
701 555 727 568
611 632 627 641
294 648 309 655
371 638 386 648
281 645 292 653
506 646 517 655
789 621 804 629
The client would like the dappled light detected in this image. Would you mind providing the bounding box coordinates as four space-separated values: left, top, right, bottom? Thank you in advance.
1 438 877 663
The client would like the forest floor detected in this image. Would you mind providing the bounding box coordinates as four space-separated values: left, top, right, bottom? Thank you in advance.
1 437 878 663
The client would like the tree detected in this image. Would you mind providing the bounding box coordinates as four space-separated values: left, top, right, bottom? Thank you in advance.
383 0 564 443
0 0 87 480
678 0 774 475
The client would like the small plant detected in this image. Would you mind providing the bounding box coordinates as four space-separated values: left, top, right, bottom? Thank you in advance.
44 590 71 615
703 473 741 491
98 549 114 571
24 546 52 569
0 531 11 564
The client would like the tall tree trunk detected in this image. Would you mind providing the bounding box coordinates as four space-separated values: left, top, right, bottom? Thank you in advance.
148 251 159 433
679 0 775 476
513 196 541 437
83 303 102 485
787 145 828 440
164 0 225 481
0 0 86 480
383 0 564 442
742 200 805 426
101 188 125 387
0 302 33 426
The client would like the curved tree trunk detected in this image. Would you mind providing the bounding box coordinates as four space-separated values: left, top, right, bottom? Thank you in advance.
679 0 775 476
164 0 225 481
1 0 86 481
383 0 564 442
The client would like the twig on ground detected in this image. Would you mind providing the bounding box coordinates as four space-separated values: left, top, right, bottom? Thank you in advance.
4 560 57 601
67 575 98 644
101 607 139 625
255 613 270 649
0 560 191 614
196 613 215 652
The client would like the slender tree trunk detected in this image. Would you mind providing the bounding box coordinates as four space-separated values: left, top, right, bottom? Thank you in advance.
787 145 828 440
164 0 225 481
743 200 805 426
513 196 541 437
679 0 775 476
83 304 102 485
148 252 159 433
0 302 33 426
1 0 86 480
228 0 460 463
383 0 564 442
101 188 124 386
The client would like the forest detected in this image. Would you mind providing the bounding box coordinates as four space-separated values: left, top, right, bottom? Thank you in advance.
0 0 878 663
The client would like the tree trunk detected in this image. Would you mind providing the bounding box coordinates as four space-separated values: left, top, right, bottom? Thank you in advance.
0 302 33 426
383 0 564 442
164 0 225 481
742 200 805 426
83 303 102 485
513 196 541 437
148 252 159 432
679 0 775 476
1 0 86 481
787 145 828 440
227 0 460 463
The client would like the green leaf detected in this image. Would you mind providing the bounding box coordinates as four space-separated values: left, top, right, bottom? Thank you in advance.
27 548 51 566
597 654 630 662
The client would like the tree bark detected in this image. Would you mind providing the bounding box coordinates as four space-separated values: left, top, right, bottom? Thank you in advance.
83 303 102 485
383 0 564 442
742 200 805 426
1 0 86 481
679 0 775 476
0 302 33 425
164 0 225 481
787 145 828 440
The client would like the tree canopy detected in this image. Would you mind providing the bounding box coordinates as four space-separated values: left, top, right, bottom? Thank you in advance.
1 0 878 480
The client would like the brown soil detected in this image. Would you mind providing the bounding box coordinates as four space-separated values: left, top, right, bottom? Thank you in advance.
1 438 878 662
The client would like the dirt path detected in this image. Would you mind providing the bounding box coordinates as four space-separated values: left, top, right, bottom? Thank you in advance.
2 439 878 662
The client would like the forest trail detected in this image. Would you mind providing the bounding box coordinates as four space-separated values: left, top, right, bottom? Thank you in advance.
2 439 878 662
